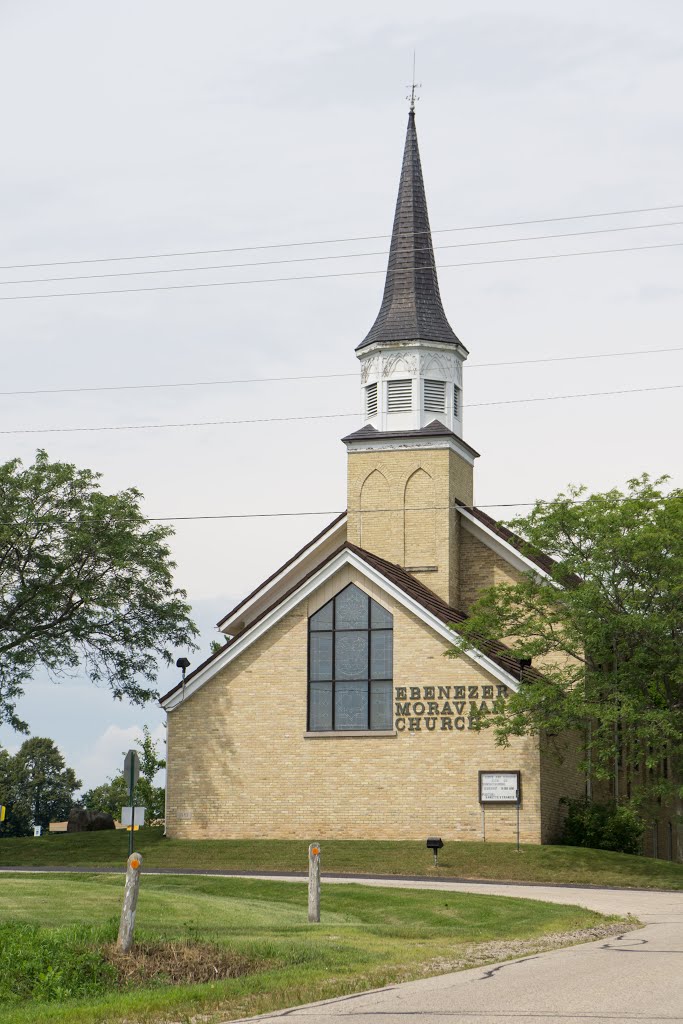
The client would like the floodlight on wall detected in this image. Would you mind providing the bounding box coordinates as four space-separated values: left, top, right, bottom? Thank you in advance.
176 657 191 701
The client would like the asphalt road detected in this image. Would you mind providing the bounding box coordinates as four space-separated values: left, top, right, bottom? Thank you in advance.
229 879 683 1024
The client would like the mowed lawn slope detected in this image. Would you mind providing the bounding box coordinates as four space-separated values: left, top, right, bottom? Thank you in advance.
1 827 681 889
0 872 618 1024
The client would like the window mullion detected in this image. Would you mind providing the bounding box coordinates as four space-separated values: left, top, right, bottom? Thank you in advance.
331 596 336 731
368 593 374 729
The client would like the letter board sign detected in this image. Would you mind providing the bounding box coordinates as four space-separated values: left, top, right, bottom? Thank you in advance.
479 771 521 803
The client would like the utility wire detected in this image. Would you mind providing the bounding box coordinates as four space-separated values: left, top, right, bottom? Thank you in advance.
1 202 682 271
1 346 681 399
3 219 682 287
2 240 683 303
0 495 663 526
1 383 679 435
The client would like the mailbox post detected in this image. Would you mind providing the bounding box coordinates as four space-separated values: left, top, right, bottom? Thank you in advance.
426 836 444 867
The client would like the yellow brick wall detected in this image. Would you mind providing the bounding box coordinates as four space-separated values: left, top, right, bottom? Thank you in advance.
538 732 586 842
166 565 543 843
346 448 473 607
458 529 524 612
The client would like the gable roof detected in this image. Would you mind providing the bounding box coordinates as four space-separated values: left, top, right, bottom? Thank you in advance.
160 541 537 710
217 511 346 633
457 501 581 586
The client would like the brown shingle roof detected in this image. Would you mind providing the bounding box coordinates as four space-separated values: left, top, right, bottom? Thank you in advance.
346 543 540 683
160 540 538 706
342 421 480 458
459 501 581 586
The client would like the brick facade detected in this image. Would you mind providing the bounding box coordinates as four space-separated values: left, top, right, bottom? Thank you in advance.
166 565 549 842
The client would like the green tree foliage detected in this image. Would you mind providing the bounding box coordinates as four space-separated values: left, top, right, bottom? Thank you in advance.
447 475 683 852
0 738 81 835
559 798 645 855
82 725 166 822
0 451 198 730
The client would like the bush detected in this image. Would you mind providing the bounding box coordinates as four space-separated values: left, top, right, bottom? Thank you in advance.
558 799 645 855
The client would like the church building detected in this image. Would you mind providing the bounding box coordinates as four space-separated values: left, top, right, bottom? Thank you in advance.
161 108 586 844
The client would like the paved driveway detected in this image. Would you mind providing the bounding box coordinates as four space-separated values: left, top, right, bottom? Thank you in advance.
232 879 683 1024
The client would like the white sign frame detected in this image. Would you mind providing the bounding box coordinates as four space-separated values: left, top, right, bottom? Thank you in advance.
479 771 521 804
121 806 146 827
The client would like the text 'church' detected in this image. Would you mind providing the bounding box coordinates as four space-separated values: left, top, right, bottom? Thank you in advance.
161 109 586 844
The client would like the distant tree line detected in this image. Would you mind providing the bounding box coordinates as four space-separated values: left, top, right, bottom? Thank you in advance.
0 726 166 836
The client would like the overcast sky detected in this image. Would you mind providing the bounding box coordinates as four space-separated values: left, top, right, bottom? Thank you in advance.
0 0 681 790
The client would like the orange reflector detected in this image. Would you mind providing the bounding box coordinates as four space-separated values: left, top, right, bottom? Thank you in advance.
130 858 140 869
311 847 320 856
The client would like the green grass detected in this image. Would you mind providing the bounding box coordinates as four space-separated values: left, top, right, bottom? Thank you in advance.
1 827 682 889
0 872 615 1024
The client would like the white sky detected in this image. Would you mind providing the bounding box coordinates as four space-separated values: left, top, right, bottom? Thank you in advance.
0 0 681 789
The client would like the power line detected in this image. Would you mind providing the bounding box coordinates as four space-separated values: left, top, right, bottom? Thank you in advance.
0 495 661 527
3 218 682 287
1 345 681 399
1 383 679 435
1 240 683 303
1 202 682 271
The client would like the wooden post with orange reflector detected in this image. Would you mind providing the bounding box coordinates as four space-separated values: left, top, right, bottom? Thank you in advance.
308 843 321 923
117 852 143 953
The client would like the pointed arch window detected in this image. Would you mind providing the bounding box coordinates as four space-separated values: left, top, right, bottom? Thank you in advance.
308 584 393 731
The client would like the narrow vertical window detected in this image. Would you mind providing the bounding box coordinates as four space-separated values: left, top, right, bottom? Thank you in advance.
453 384 462 419
365 382 378 417
424 379 446 413
308 584 393 732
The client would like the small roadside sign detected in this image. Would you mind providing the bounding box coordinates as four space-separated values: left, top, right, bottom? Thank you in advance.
33 825 42 837
123 750 140 788
121 806 146 827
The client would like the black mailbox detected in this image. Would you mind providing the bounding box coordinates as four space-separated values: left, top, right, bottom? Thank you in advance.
426 836 444 866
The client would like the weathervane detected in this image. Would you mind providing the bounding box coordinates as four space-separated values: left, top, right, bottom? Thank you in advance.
407 51 421 112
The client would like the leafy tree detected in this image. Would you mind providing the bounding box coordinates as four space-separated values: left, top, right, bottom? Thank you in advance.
82 725 166 821
0 451 198 730
137 724 166 785
0 738 81 835
447 475 683 857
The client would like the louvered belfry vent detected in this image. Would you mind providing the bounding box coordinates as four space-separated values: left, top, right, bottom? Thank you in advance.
453 384 461 419
387 379 412 412
424 379 446 413
365 382 378 417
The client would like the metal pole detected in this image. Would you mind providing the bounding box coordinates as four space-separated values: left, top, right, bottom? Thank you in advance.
308 843 321 923
128 762 135 858
516 799 520 852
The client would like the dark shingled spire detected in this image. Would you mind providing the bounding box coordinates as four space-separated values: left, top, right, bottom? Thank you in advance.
357 110 460 351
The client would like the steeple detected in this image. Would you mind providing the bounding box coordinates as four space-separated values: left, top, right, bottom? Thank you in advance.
344 108 478 609
357 110 462 351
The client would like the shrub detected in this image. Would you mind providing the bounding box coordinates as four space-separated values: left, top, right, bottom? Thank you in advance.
558 799 645 855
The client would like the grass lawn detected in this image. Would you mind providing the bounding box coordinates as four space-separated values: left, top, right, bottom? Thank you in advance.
1 827 682 889
0 872 619 1024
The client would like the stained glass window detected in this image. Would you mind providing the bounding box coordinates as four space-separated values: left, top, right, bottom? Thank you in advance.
307 584 393 732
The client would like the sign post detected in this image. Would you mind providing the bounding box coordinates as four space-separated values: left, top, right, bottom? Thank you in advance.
308 843 321 923
123 749 140 857
479 771 522 852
